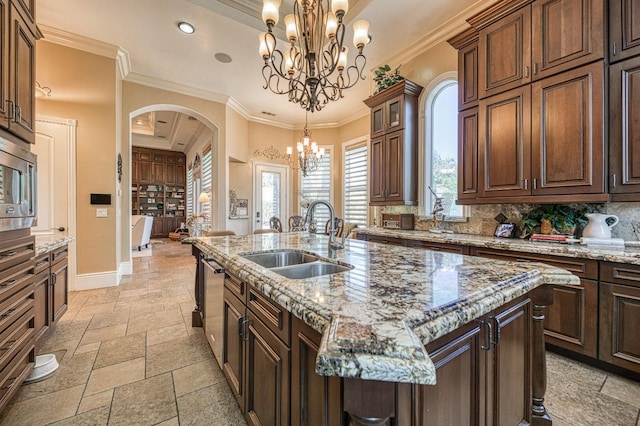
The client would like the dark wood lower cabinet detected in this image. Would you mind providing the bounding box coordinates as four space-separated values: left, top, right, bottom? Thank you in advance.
222 287 245 412
51 257 68 322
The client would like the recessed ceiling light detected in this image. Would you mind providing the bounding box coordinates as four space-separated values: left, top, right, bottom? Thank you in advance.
261 111 276 117
157 120 168 124
215 53 232 63
177 21 195 34
135 120 144 125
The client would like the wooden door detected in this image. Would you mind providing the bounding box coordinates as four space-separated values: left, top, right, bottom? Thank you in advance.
369 136 385 204
164 217 177 235
599 282 640 373
245 312 290 426
152 162 164 184
131 160 138 184
165 163 176 185
8 4 35 143
139 161 152 183
486 297 531 426
479 86 531 197
371 104 385 138
458 40 479 110
384 130 404 203
419 321 485 425
51 258 68 322
609 0 640 62
478 5 531 99
458 107 479 200
531 0 604 80
0 0 8 128
610 56 640 197
291 318 344 426
176 164 186 185
223 288 246 412
531 61 604 195
385 95 404 133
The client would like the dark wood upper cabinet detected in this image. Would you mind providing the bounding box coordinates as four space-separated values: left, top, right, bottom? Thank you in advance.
479 85 531 198
165 163 176 185
458 107 479 200
176 164 186 185
364 80 423 206
448 28 480 111
478 4 532 99
138 160 152 184
610 55 640 200
0 0 8 126
609 0 640 63
531 61 605 195
531 0 604 79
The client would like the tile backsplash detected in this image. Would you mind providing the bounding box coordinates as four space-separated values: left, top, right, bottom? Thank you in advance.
379 202 640 241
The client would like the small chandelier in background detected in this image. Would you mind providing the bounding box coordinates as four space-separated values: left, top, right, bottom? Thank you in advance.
259 0 370 112
286 112 324 177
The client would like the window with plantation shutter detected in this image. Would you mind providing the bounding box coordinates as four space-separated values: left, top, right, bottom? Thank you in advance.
186 164 193 219
201 147 212 221
300 148 332 229
343 142 368 226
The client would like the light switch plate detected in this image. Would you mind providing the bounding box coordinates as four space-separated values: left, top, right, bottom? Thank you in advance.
96 208 108 217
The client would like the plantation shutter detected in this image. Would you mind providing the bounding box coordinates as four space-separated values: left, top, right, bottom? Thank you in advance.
343 142 368 226
300 148 332 228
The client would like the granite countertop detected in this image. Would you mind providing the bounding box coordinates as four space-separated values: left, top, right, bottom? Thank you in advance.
35 235 74 256
193 232 578 385
355 227 640 265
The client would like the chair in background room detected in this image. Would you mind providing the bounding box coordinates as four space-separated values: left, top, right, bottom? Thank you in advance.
269 217 283 232
288 215 306 232
254 228 280 234
205 230 236 237
131 215 154 251
324 217 344 238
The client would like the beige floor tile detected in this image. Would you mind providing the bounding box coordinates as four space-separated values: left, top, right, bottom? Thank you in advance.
79 323 128 346
109 372 176 425
177 382 246 426
172 358 225 397
86 308 130 330
126 308 183 335
46 320 90 344
546 352 607 391
94 332 146 369
74 342 100 355
39 340 79 360
75 301 116 316
0 384 84 425
146 333 213 377
147 323 188 346
601 375 640 409
155 417 180 426
48 405 110 426
77 389 113 414
84 357 145 396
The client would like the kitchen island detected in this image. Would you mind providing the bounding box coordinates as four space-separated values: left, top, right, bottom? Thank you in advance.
191 232 578 425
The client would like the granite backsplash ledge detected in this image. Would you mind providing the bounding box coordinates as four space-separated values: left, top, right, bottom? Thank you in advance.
378 202 640 241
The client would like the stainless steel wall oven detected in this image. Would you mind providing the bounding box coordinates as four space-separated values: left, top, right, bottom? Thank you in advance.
0 138 36 232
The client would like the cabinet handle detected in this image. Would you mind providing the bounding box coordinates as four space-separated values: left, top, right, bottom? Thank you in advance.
0 251 18 257
0 377 17 390
5 100 14 121
533 178 537 190
238 315 245 338
0 279 16 288
524 66 530 78
523 179 528 190
51 272 57 285
0 340 16 351
1 309 16 319
15 105 21 124
492 317 501 346
533 63 538 75
613 41 617 56
242 318 250 341
480 319 493 351
612 173 617 189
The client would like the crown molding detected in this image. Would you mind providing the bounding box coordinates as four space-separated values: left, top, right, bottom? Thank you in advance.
378 0 494 68
39 24 120 58
124 71 231 105
116 48 131 79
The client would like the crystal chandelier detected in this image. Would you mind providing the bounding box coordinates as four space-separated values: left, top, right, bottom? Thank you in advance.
259 0 371 112
286 113 325 177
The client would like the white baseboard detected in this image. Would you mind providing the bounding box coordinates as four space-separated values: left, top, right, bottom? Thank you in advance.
75 271 120 291
119 261 132 279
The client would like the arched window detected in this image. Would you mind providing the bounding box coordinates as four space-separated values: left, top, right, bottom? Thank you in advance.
424 76 464 220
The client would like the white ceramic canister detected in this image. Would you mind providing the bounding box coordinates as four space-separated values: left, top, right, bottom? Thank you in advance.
581 213 619 239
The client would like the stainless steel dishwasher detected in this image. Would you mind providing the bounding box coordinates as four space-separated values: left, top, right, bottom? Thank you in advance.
202 258 225 369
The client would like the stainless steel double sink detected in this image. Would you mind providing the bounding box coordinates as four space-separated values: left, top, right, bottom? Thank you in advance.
240 250 352 279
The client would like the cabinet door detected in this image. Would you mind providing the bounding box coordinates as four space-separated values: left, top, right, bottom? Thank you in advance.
369 136 385 204
291 318 344 426
531 0 604 79
8 4 35 143
245 311 290 426
51 259 68 322
419 322 486 425
176 164 186 185
139 161 152 183
479 86 531 197
164 217 177 235
165 163 176 185
151 218 164 237
599 282 640 373
223 289 245 412
406 240 470 255
385 95 404 133
610 56 640 197
531 62 604 195
33 270 50 343
152 162 164 184
371 104 385 138
458 107 479 200
0 0 9 127
131 160 138 184
486 297 531 426
478 5 531 99
609 0 640 62
384 130 404 202
458 40 479 110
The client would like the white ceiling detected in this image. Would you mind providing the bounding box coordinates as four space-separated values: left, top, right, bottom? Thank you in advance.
36 0 495 128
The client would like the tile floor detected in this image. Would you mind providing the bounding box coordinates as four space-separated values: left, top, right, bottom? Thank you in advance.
0 238 638 425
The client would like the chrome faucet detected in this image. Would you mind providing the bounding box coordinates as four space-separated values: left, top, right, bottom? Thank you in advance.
303 200 345 254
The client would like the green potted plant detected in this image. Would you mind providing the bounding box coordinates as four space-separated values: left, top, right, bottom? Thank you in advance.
373 64 404 94
519 204 588 238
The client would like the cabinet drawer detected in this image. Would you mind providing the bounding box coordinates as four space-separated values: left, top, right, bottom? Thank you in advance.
0 341 34 408
33 253 50 275
224 273 246 303
600 262 640 288
406 240 470 255
51 245 68 266
0 307 34 371
469 247 598 280
0 236 35 273
248 288 290 345
367 235 406 246
0 261 34 302
0 282 34 335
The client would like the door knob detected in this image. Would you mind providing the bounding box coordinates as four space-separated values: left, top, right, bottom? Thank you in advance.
50 227 66 232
